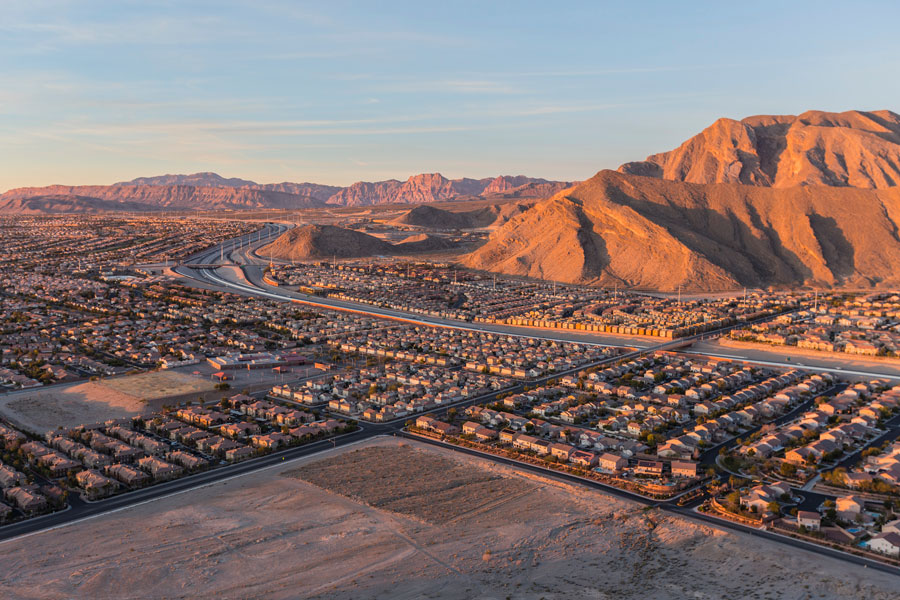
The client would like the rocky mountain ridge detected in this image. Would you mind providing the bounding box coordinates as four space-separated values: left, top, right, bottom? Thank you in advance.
0 173 566 212
464 168 900 291
619 109 900 189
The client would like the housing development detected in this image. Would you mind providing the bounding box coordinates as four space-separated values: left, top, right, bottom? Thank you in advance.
0 213 898 595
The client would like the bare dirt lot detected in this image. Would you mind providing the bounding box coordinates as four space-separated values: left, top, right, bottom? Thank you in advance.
100 370 215 402
1 437 898 599
287 444 535 525
0 381 146 434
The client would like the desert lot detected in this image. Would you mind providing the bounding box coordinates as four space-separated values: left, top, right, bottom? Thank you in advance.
0 371 216 434
1 437 898 599
0 381 146 434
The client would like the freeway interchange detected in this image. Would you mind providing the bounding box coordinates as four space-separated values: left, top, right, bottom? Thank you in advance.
3 224 899 576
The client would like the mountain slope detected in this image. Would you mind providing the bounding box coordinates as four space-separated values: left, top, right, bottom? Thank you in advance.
0 184 323 212
464 170 900 291
0 195 154 214
392 203 535 229
619 109 900 189
261 225 458 259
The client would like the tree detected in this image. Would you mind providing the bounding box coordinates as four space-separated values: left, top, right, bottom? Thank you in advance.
726 491 742 512
767 501 781 515
780 462 797 478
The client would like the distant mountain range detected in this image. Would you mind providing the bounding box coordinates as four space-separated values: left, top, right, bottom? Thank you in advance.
0 172 571 213
467 110 900 291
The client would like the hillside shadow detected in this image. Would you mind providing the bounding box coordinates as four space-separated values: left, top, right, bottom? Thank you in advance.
572 201 611 280
753 122 791 183
808 214 854 281
604 191 813 287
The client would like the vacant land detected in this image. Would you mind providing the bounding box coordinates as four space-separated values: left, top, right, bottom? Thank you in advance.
1 438 898 599
288 444 535 525
100 371 215 402
0 381 146 433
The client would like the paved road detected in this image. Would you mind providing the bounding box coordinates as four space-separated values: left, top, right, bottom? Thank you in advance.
687 341 900 381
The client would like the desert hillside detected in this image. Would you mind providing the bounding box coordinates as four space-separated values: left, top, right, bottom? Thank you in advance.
392 202 534 229
464 170 900 291
619 109 900 189
261 224 458 260
261 225 393 259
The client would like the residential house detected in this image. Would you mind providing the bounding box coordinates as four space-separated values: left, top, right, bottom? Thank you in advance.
797 510 821 531
598 453 627 472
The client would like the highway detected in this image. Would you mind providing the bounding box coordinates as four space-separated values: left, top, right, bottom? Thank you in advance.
174 222 663 349
4 224 898 575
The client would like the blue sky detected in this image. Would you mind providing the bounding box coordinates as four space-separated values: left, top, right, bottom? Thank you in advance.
2 0 899 190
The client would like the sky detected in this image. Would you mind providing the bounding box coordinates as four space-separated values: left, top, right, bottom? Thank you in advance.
2 0 900 191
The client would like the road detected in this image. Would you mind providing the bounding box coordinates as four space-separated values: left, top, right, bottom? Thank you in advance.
687 340 900 381
4 224 898 575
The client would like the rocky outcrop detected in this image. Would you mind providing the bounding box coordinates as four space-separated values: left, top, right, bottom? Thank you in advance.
619 109 900 189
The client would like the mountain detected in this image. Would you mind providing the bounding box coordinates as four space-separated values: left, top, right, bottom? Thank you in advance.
464 169 900 291
255 182 341 202
262 225 393 259
0 173 564 212
325 173 555 206
116 172 259 188
261 225 458 260
118 173 341 203
0 194 154 214
392 203 535 229
483 180 573 200
325 179 403 207
0 184 323 212
483 175 551 194
619 109 900 189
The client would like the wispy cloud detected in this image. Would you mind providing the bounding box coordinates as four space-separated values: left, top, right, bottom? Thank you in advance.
0 12 246 49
